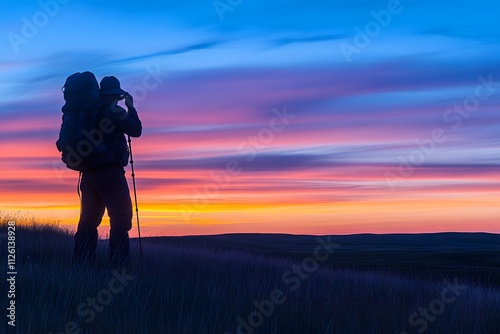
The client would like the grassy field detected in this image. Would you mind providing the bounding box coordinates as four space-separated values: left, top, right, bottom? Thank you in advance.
1 221 500 333
148 232 500 286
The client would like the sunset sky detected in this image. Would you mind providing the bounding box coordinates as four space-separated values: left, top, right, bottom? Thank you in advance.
1 0 500 236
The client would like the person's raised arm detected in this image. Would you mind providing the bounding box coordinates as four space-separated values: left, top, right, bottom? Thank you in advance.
109 93 142 137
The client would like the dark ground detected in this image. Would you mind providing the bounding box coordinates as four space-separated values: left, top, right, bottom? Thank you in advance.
142 232 500 286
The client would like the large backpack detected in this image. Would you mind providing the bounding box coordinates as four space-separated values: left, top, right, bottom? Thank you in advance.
56 72 108 171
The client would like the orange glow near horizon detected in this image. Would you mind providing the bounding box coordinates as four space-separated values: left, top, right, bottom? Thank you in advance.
3 179 500 237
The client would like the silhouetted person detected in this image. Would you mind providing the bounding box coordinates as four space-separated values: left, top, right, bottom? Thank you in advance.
73 76 142 266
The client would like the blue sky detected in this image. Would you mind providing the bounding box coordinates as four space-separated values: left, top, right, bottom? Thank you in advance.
2 0 500 235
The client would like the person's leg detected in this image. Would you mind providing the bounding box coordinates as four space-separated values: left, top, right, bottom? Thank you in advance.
73 172 105 265
96 167 133 265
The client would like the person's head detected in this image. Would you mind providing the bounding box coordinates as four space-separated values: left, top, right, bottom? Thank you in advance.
99 76 125 101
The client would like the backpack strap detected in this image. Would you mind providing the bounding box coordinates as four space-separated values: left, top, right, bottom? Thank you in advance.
77 171 82 215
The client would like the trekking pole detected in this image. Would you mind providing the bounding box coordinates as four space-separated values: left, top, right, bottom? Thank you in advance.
128 135 143 260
